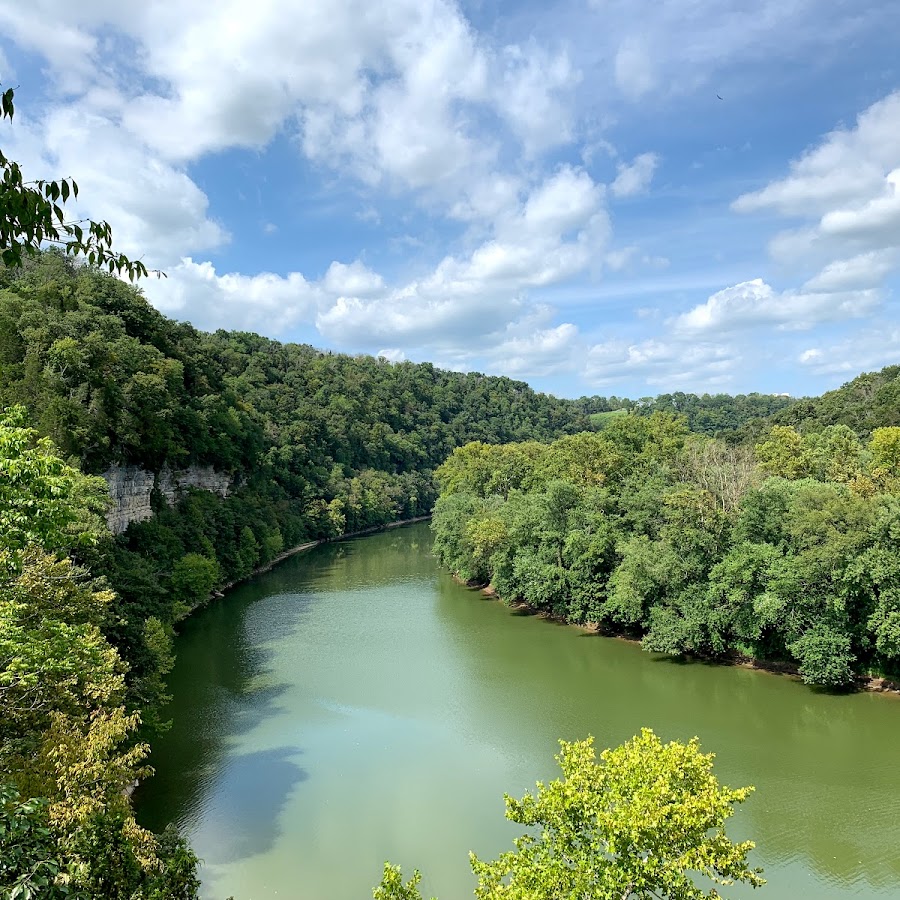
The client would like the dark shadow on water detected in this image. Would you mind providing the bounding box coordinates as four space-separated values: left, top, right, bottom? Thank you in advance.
198 746 309 865
230 682 291 737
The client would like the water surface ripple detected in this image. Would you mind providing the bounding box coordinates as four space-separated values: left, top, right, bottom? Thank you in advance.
137 524 900 899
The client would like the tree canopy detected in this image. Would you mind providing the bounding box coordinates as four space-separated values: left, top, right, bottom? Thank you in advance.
432 413 900 687
374 730 763 900
0 414 199 898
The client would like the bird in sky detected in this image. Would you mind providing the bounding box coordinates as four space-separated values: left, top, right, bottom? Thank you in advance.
717 93 724 100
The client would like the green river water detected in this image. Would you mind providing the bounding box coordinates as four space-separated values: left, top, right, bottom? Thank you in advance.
137 523 900 899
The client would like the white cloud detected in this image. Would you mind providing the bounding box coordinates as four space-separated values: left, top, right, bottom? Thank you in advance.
819 168 900 245
797 325 900 376
802 249 900 293
1 103 226 263
734 92 900 218
734 91 900 288
322 261 385 296
497 43 580 153
673 278 880 335
377 348 407 362
142 258 321 334
489 323 580 377
585 337 738 387
610 152 658 198
614 38 655 100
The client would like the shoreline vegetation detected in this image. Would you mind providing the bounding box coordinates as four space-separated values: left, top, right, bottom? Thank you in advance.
432 413 900 694
3 250 900 897
205 515 433 603
459 577 900 697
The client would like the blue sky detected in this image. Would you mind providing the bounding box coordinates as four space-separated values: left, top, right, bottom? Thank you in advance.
1 0 899 399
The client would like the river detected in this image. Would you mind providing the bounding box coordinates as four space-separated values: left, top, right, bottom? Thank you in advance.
137 523 900 899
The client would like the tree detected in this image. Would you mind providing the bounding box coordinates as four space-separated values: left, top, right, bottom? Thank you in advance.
755 426 810 479
1 87 150 279
0 785 68 900
375 731 763 900
788 626 856 688
372 863 431 900
470 730 764 900
0 407 108 572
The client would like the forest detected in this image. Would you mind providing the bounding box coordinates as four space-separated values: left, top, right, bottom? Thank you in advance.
432 411 900 688
1 251 898 896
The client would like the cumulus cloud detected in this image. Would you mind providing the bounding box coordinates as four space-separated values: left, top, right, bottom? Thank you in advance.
734 92 900 218
0 103 226 264
322 261 385 297
819 168 900 245
803 249 900 293
142 258 322 333
497 43 580 153
610 152 658 198
673 278 880 334
735 91 900 286
489 323 581 377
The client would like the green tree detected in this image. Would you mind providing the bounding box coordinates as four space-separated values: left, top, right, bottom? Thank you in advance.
755 426 810 479
372 863 431 900
169 553 220 615
0 785 68 900
470 730 763 900
788 626 856 688
0 407 108 571
1 87 149 279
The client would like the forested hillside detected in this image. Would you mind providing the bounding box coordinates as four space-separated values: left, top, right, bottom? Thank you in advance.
0 253 591 719
432 414 900 688
770 366 900 437
574 391 797 437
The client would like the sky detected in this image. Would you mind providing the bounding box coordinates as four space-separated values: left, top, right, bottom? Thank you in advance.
1 0 899 400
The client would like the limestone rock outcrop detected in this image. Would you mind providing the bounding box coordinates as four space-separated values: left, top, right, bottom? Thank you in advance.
103 464 231 535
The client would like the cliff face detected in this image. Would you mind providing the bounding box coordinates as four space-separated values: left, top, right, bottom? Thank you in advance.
103 464 232 535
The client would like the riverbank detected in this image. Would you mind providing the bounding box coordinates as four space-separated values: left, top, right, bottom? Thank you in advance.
462 579 900 697
139 519 900 900
204 514 433 605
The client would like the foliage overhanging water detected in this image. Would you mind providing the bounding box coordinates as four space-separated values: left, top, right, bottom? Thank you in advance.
137 523 900 899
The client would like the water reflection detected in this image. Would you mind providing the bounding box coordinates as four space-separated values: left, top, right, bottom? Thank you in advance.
138 524 900 899
434 574 900 894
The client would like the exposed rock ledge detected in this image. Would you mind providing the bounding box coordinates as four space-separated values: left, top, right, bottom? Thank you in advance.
102 463 231 535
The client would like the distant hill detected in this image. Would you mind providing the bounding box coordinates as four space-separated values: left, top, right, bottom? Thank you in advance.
575 391 797 438
770 366 900 437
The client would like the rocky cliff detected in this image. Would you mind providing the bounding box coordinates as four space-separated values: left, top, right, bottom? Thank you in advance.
103 464 232 535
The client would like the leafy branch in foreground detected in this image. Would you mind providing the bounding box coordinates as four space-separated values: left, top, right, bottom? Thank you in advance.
0 86 156 280
376 730 764 900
